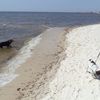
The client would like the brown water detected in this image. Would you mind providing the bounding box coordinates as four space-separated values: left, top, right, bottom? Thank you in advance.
0 47 17 69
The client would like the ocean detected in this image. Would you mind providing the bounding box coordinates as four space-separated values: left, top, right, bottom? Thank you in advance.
0 12 100 41
0 12 100 86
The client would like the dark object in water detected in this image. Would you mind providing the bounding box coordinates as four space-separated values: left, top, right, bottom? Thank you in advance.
0 39 14 48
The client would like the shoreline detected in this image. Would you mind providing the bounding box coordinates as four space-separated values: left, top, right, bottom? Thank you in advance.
0 34 42 87
0 27 69 100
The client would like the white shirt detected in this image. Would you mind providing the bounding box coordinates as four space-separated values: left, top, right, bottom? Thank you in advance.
87 60 99 73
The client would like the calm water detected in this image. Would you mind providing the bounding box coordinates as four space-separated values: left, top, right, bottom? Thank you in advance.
0 12 100 42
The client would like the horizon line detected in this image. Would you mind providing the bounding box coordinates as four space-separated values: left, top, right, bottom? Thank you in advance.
0 11 98 13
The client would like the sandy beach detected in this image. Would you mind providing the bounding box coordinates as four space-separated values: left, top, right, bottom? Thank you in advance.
0 27 68 100
40 24 100 100
1 24 100 100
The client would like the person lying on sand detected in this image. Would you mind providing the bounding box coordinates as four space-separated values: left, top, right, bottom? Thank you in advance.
88 59 98 73
88 59 100 79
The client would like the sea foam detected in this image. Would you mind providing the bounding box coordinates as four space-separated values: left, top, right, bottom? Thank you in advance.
0 34 42 87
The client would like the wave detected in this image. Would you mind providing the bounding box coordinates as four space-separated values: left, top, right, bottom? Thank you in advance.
0 34 42 87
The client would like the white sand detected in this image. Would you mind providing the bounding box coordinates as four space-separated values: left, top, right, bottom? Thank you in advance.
41 24 100 100
18 24 100 100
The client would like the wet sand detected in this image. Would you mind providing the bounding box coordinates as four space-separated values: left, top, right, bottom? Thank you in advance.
0 27 69 100
0 36 35 71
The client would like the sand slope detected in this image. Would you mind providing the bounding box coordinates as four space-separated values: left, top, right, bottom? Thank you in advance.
42 24 100 100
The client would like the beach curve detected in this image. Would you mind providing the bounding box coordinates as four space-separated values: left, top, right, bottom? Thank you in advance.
40 24 100 100
0 27 68 100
